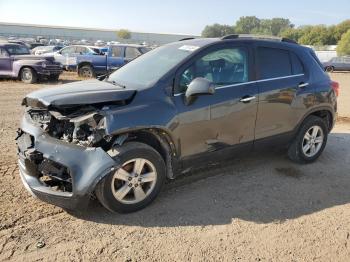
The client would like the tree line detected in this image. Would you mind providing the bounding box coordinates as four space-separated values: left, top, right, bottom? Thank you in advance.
201 16 350 55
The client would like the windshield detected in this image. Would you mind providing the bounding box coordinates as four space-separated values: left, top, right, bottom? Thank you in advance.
5 45 30 55
107 42 199 88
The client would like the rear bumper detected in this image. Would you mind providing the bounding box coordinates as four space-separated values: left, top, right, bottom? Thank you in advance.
17 115 118 210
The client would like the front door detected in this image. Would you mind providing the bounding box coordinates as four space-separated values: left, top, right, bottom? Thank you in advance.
0 48 12 75
172 44 258 164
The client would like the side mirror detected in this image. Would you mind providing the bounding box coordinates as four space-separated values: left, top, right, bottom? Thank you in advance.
185 77 215 105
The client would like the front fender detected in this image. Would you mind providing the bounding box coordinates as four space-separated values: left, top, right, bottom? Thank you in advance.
13 60 44 76
104 99 178 143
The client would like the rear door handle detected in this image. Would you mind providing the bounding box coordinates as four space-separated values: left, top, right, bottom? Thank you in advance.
298 82 309 88
240 96 256 103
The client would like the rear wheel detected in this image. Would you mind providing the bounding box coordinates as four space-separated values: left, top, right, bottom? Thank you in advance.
95 142 166 213
78 65 94 78
325 66 334 73
20 67 37 84
288 116 328 164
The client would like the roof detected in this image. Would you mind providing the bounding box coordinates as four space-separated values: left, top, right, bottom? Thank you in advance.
175 35 305 51
108 43 146 48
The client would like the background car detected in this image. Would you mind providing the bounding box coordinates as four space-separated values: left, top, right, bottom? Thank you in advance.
76 44 151 77
48 45 104 70
31 45 63 55
323 56 350 72
0 43 62 83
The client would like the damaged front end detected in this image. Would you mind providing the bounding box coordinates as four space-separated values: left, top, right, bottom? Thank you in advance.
16 83 136 209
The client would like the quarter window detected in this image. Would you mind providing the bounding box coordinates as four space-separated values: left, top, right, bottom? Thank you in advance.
257 47 292 80
178 47 249 94
290 52 304 74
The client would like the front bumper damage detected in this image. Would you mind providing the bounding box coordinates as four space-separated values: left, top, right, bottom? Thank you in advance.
17 114 118 210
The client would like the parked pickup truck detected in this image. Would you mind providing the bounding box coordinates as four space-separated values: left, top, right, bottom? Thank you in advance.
76 44 150 77
0 43 63 83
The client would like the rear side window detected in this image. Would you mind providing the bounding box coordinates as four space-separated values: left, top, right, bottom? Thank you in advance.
257 47 292 80
111 46 122 57
290 52 304 74
125 47 141 60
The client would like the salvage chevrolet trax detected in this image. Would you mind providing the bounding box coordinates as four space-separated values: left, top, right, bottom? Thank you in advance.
17 35 338 213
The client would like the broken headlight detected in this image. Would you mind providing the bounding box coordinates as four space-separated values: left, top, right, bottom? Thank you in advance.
28 109 52 128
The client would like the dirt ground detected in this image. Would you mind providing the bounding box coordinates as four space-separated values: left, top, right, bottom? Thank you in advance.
0 72 350 261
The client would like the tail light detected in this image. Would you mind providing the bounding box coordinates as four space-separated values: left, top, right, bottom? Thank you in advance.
331 81 339 97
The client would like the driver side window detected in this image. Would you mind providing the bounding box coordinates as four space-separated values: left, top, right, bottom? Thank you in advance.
177 47 248 94
61 46 76 55
0 48 9 58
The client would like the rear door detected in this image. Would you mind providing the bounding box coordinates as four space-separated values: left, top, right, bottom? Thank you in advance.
254 44 309 143
343 57 350 71
107 46 125 71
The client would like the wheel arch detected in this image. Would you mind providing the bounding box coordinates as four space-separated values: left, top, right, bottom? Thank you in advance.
77 61 93 70
109 128 180 179
18 65 36 78
296 106 335 133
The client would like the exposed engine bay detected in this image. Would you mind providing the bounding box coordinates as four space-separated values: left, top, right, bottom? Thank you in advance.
27 105 112 147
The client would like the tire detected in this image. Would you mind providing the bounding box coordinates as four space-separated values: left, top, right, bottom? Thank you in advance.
325 66 334 73
288 116 328 164
78 65 94 78
48 74 60 81
20 67 37 84
95 142 166 213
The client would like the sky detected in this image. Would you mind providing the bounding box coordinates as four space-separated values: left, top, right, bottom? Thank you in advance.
0 0 349 35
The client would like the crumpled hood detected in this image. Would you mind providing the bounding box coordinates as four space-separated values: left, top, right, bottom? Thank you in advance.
22 79 136 108
13 55 55 62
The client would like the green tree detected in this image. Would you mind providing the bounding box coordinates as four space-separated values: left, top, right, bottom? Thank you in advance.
235 16 261 34
201 24 235 37
337 29 350 56
280 27 303 42
298 25 331 46
334 20 350 42
117 29 131 40
269 18 294 36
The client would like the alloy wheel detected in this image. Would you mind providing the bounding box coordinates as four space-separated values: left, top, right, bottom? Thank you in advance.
111 158 157 204
302 125 324 157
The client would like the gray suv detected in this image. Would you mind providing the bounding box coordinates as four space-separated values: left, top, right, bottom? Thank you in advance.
17 35 339 213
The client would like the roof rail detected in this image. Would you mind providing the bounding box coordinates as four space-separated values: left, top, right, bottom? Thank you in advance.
179 37 195 41
221 34 298 44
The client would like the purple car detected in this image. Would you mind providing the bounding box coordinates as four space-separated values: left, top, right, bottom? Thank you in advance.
0 43 63 83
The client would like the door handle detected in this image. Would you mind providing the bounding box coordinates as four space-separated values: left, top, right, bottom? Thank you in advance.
240 96 256 103
298 82 309 88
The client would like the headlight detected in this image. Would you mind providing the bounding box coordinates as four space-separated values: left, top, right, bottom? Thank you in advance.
41 62 47 68
28 110 51 125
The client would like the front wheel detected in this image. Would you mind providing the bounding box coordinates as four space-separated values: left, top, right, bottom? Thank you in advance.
20 67 37 84
288 116 328 164
95 142 166 213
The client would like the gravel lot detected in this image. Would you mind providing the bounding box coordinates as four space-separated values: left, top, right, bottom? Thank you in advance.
0 72 350 261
